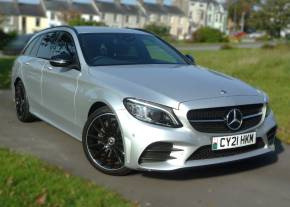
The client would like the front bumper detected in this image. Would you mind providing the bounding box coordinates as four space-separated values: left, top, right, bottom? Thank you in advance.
116 97 277 171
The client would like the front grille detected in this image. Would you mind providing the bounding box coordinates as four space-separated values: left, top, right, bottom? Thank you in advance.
187 138 265 161
138 142 181 164
187 104 264 133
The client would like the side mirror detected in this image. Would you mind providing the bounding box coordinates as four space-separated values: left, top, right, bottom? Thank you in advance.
50 54 73 67
185 54 196 65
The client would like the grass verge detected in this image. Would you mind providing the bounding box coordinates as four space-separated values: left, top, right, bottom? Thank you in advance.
0 57 14 89
0 148 133 207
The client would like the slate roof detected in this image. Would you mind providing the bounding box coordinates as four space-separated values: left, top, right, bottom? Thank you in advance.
94 1 144 16
0 1 19 16
71 2 99 15
18 3 46 17
43 0 69 12
122 3 144 16
142 2 184 16
164 5 184 15
94 1 124 14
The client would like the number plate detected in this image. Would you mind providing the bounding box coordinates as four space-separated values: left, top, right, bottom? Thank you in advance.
212 132 256 151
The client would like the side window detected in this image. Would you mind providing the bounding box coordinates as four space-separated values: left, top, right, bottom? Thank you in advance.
23 36 39 56
30 37 41 57
52 32 78 63
37 32 58 59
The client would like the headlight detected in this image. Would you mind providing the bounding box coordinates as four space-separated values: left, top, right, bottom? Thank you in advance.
123 98 182 128
265 103 271 117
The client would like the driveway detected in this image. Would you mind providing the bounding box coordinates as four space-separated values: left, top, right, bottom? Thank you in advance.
0 90 289 207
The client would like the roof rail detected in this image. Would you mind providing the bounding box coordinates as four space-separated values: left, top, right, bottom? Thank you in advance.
126 28 154 35
38 25 79 35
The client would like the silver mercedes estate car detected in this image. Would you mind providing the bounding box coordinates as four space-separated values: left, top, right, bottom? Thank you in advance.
12 26 277 175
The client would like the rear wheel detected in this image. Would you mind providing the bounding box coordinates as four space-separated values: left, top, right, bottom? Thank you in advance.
15 80 35 122
82 106 131 176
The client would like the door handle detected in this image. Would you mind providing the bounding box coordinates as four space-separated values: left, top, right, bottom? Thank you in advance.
24 62 30 65
47 66 53 70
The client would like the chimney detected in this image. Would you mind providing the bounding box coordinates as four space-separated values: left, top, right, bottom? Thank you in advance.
114 0 121 5
156 0 164 5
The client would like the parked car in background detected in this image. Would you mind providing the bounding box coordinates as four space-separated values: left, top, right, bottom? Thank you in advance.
11 26 277 175
3 34 33 56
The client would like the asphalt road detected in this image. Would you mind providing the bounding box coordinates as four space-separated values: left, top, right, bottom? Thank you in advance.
0 90 289 207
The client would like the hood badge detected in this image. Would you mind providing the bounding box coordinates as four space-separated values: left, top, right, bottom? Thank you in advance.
220 90 227 95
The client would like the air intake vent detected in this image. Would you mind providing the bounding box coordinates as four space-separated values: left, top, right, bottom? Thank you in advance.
138 142 181 164
267 126 277 145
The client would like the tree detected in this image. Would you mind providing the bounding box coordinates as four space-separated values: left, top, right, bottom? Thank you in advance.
144 23 170 38
227 0 260 32
0 15 4 24
249 0 290 37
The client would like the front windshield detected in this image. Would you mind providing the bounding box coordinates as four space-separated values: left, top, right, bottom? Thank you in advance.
79 33 188 66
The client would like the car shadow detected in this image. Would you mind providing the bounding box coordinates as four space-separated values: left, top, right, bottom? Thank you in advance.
140 139 285 180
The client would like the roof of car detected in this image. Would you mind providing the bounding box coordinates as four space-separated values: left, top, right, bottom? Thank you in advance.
73 26 150 35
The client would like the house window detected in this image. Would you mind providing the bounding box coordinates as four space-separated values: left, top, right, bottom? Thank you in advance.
36 18 40 27
51 12 55 20
126 15 129 23
158 15 161 22
114 14 117 22
136 16 140 24
199 10 204 21
102 13 105 20
22 17 26 33
90 15 93 21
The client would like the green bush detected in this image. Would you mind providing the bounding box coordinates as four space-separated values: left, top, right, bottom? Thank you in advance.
68 17 106 27
192 27 227 43
0 30 17 49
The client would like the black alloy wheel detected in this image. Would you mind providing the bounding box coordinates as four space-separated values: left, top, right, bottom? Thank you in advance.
82 106 131 176
15 80 35 122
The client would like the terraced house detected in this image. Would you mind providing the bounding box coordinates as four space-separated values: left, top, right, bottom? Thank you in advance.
0 0 227 39
43 0 70 27
0 0 46 34
0 0 19 33
174 0 228 33
17 1 47 34
94 0 146 28
137 0 189 39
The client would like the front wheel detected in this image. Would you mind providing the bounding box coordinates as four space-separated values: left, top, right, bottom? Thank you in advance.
82 106 131 176
15 80 35 122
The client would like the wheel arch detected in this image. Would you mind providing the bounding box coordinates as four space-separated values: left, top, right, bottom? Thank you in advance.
14 77 22 86
87 101 109 118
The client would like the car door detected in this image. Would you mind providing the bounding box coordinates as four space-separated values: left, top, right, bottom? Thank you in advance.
42 31 81 132
21 35 45 111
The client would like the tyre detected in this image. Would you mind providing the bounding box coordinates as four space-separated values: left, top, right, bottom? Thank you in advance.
14 80 35 122
82 106 131 176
